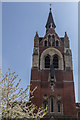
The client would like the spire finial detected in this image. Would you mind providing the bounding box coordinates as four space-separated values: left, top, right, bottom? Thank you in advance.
65 32 68 38
46 4 56 32
50 3 52 11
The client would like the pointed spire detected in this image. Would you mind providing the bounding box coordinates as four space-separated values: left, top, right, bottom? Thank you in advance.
46 7 56 33
34 31 39 40
64 32 69 48
35 31 38 36
64 32 68 38
34 32 39 47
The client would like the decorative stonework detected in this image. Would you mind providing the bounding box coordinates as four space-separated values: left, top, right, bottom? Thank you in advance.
64 48 72 70
64 48 72 55
56 94 61 101
32 54 39 68
43 94 48 100
49 50 54 56
43 33 60 47
40 47 64 70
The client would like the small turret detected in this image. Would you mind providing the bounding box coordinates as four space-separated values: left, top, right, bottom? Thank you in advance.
64 32 70 48
32 32 39 68
34 32 39 47
64 32 72 70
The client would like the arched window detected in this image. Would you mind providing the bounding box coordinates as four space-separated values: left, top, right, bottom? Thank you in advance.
58 103 60 112
48 35 51 40
52 35 55 39
44 40 47 46
53 54 59 68
56 40 58 46
51 98 54 112
45 56 50 68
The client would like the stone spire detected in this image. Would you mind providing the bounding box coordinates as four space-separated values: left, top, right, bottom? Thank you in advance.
34 32 39 47
46 7 56 33
64 32 70 48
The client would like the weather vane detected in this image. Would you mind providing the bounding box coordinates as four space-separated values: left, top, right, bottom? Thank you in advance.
50 3 52 7
50 3 52 11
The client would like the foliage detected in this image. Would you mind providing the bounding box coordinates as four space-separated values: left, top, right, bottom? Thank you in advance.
0 68 47 120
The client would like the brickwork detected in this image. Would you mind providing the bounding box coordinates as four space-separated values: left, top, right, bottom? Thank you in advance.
30 7 79 120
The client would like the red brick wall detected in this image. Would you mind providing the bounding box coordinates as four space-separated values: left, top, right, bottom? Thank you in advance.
30 68 77 117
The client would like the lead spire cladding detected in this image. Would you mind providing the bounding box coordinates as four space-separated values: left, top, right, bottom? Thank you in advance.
46 7 56 33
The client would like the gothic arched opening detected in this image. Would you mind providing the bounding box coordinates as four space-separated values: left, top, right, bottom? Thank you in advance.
44 40 47 46
58 103 60 112
53 54 59 68
45 55 50 68
52 34 55 39
51 98 54 112
56 40 58 46
48 35 51 40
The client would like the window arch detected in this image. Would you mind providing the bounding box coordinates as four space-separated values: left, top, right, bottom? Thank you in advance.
44 40 47 46
56 40 58 46
51 98 54 112
52 36 55 46
53 54 59 68
52 35 55 39
48 35 51 40
40 47 63 70
52 35 55 38
48 35 51 46
58 103 60 112
45 55 50 68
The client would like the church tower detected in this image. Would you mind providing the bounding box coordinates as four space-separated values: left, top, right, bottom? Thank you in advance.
30 7 77 119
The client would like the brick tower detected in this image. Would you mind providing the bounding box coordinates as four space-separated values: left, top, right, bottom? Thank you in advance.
30 7 77 119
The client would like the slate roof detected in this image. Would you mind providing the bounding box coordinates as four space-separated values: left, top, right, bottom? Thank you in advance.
46 8 56 29
60 37 64 43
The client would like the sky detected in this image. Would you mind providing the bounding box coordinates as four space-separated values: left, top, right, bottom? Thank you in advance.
0 2 2 68
2 2 78 102
78 1 80 103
